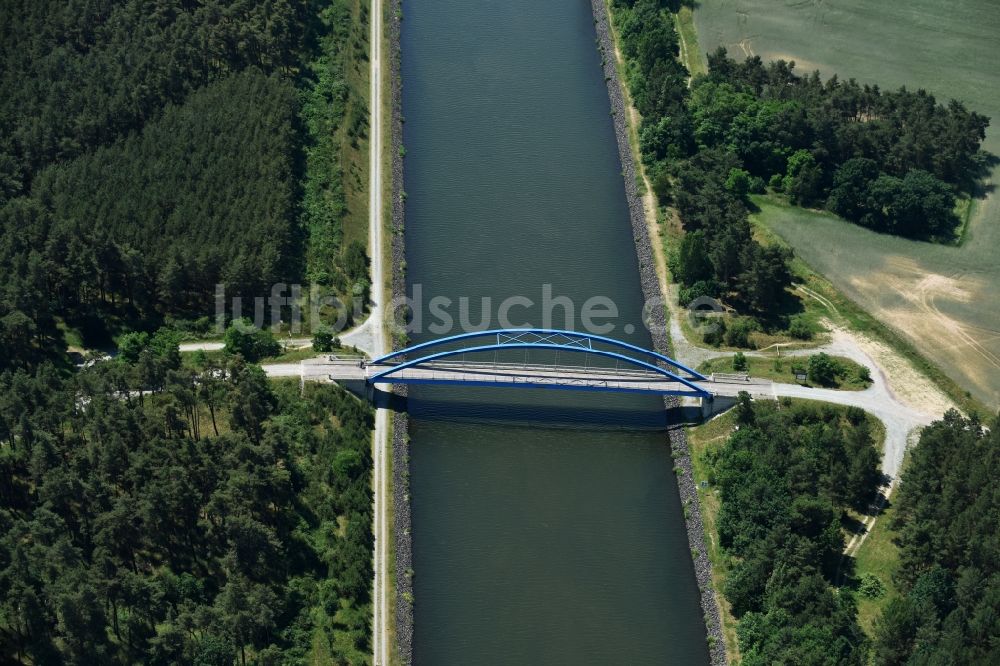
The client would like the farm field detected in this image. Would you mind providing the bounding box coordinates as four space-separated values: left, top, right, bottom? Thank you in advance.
694 0 1000 409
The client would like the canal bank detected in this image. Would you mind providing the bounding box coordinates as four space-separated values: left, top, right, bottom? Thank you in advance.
398 1 711 663
387 1 415 663
591 1 726 662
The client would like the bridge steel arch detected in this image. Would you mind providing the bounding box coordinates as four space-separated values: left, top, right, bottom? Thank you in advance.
372 329 706 378
367 329 710 397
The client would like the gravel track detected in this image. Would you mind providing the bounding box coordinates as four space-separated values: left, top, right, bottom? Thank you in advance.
386 0 414 662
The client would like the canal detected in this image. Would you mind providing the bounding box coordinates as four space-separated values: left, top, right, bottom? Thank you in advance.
401 1 709 662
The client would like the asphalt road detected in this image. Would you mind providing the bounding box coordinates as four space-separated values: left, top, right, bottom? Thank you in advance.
367 0 390 663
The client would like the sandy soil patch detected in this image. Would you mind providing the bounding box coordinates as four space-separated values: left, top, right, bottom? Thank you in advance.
841 325 957 418
845 254 999 406
760 51 827 75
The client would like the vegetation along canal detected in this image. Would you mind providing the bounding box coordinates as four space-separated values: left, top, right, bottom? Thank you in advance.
401 1 709 662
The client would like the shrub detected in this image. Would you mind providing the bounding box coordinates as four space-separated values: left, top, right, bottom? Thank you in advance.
856 364 872 384
223 319 281 362
650 165 673 204
725 168 751 198
679 279 721 306
117 328 181 369
807 352 840 386
733 351 748 372
313 328 334 352
787 315 814 340
703 318 726 347
117 331 151 364
858 573 886 599
725 317 757 348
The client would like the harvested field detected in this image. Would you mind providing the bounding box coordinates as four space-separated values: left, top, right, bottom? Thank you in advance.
753 199 1000 409
695 0 1000 408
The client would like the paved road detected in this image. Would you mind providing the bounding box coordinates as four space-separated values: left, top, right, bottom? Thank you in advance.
367 0 390 663
268 350 932 482
668 305 934 480
177 315 377 356
264 316 933 590
266 323 934 483
318 358 771 396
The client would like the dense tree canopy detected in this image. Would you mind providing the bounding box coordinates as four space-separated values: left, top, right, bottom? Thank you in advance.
0 344 374 664
0 3 376 663
0 0 311 204
611 0 990 331
694 50 989 239
29 70 297 310
609 5 997 663
669 147 791 314
872 411 1000 664
0 68 301 364
707 397 881 664
611 0 794 316
0 0 370 369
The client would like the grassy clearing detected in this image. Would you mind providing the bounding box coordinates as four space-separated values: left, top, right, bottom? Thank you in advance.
694 0 1000 410
180 344 363 368
674 6 706 78
604 0 648 193
302 0 371 308
180 349 224 370
697 353 872 390
267 347 325 364
843 422 898 637
58 320 85 350
678 302 831 352
686 410 741 664
379 0 394 340
339 0 372 253
385 417 402 666
847 500 901 635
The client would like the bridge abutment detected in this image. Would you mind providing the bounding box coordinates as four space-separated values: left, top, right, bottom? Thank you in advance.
700 395 737 421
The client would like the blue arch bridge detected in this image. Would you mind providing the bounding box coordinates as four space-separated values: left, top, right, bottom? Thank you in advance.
319 329 773 402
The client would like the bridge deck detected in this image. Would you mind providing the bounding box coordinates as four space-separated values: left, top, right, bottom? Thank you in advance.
316 359 774 398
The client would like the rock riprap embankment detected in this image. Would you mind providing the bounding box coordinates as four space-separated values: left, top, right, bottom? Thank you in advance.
590 1 726 662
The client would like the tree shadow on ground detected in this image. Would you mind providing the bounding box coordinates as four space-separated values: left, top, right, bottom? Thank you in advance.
963 150 999 198
837 474 894 590
752 285 806 333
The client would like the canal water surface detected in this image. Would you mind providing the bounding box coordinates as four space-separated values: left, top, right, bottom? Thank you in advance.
401 1 709 662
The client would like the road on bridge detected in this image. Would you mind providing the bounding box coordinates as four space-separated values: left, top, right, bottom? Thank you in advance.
262 353 932 483
315 358 773 398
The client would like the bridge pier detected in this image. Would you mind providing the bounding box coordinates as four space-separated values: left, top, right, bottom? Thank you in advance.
334 378 407 411
700 394 737 421
337 379 373 402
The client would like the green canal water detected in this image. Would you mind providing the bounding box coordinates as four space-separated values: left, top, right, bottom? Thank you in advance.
401 1 709 662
